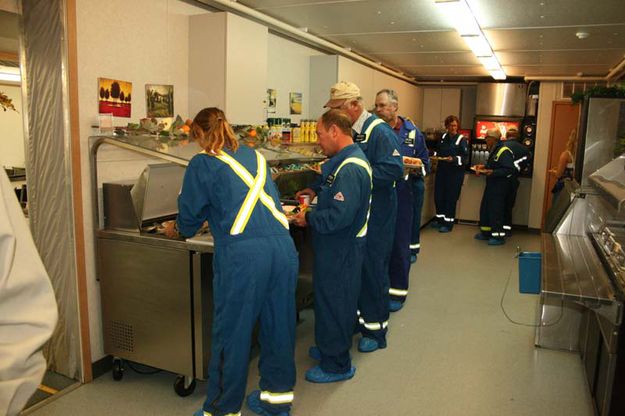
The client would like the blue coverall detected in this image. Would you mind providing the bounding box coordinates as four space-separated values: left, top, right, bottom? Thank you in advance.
177 146 299 416
353 114 404 345
478 142 516 241
307 144 372 374
388 117 429 303
502 139 531 235
409 123 431 257
433 132 468 230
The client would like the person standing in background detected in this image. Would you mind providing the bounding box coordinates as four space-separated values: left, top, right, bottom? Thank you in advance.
293 110 372 383
549 129 576 204
374 89 429 312
0 170 58 416
474 128 515 246
432 115 468 233
324 81 403 353
165 107 298 416
502 127 530 236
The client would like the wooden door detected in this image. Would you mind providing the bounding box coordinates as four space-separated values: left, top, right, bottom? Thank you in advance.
541 101 580 228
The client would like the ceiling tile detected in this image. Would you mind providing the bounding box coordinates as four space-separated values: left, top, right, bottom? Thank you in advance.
505 65 610 77
325 31 467 55
497 50 625 67
378 52 480 67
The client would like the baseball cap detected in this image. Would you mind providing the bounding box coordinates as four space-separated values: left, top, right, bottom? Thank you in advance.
485 128 501 139
324 81 361 108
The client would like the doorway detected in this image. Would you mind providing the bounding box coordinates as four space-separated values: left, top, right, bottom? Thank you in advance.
541 100 580 228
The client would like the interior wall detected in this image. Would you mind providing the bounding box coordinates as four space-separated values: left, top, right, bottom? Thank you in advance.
75 0 203 362
0 83 25 167
372 71 423 126
267 34 324 123
528 82 562 229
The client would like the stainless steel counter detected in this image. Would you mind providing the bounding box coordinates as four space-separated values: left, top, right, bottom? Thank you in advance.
97 229 214 253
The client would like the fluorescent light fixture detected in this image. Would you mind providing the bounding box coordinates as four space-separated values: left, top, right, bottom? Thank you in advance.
478 56 501 71
489 69 507 80
435 0 506 81
462 34 493 58
434 0 480 36
0 65 21 82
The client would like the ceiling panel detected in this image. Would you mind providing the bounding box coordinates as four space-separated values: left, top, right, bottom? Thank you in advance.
240 0 365 8
377 52 479 67
243 0 448 35
505 65 610 77
401 65 488 77
497 50 625 67
325 31 466 55
469 0 625 29
486 25 625 51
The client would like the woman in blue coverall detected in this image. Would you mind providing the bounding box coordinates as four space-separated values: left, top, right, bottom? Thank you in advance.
165 108 299 416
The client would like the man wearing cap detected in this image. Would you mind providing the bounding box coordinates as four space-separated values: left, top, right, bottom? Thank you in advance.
374 89 430 312
325 81 403 352
502 127 531 236
473 128 515 246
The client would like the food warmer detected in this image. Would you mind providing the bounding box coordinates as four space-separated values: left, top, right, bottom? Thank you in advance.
90 134 324 396
537 155 625 415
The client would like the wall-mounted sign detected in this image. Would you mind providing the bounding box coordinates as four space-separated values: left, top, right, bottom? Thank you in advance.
289 92 302 115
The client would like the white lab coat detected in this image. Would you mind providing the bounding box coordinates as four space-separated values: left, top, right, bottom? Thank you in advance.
0 170 57 416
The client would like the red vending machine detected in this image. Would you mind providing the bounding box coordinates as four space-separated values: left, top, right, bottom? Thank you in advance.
472 117 523 172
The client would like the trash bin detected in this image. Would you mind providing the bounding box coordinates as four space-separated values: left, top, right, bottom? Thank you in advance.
518 252 541 294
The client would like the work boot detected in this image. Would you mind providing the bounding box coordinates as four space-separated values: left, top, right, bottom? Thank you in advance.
438 226 451 233
430 221 441 229
358 337 386 353
308 345 321 361
410 254 417 264
474 232 489 241
389 300 404 312
305 365 355 383
488 238 505 246
246 390 290 416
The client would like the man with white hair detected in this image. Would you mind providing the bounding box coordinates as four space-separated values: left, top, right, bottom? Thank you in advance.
324 81 403 352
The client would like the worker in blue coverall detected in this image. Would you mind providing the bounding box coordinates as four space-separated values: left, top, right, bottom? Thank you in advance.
432 115 468 233
502 127 531 236
324 81 404 353
374 89 429 312
473 128 516 246
293 110 372 383
165 108 299 416
409 126 430 264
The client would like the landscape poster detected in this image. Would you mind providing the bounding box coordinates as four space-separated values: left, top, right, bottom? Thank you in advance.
98 77 132 118
146 84 174 118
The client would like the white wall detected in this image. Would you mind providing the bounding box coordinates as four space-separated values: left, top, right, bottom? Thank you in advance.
0 83 25 167
373 71 423 125
528 82 562 229
267 34 324 123
75 0 205 361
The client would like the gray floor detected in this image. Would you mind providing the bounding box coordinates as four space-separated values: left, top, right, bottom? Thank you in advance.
28 224 595 416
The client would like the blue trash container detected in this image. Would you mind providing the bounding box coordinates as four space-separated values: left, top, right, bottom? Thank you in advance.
518 252 541 294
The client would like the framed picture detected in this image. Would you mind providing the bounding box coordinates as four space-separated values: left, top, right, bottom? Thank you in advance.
267 88 276 114
146 84 174 118
98 77 132 118
289 92 302 115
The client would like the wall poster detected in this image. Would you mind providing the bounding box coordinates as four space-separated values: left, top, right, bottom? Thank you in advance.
289 92 302 115
267 88 276 114
98 77 132 117
146 84 174 118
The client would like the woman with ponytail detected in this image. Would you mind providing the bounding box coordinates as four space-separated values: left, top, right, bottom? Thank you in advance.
166 108 298 416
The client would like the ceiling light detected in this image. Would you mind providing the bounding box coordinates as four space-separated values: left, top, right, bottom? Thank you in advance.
435 0 505 80
489 69 506 80
576 31 589 39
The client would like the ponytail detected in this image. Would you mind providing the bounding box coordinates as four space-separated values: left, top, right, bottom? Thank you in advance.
191 107 239 154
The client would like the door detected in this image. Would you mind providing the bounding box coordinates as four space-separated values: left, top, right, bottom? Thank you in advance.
541 101 580 229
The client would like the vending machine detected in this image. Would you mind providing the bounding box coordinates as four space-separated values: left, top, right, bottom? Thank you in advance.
471 116 522 170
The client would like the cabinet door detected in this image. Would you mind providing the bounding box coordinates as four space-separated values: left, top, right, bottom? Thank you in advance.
422 88 442 130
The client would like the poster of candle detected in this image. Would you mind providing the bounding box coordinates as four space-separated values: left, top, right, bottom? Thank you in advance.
98 77 132 118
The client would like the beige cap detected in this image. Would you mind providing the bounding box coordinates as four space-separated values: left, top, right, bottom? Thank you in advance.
485 128 501 139
324 81 361 108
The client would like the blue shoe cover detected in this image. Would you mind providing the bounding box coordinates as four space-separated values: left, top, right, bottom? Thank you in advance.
410 254 417 264
438 226 451 233
474 232 489 241
305 365 355 383
358 337 386 353
389 300 404 312
308 346 321 361
487 238 505 246
246 390 289 416
193 410 206 416
430 221 441 229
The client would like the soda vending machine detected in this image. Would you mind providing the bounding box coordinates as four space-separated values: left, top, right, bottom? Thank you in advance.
471 116 523 171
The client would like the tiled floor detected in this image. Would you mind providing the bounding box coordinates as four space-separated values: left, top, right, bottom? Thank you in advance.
28 224 594 416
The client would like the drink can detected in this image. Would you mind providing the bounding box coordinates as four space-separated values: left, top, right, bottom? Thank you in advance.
298 195 310 206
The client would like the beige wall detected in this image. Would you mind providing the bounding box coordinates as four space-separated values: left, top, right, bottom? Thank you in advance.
75 0 204 361
0 83 24 167
528 82 563 229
